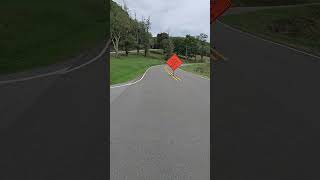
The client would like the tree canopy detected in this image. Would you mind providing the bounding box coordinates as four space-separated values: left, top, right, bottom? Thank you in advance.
111 1 152 57
110 1 210 61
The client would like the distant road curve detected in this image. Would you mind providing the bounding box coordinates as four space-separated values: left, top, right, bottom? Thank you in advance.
0 40 111 85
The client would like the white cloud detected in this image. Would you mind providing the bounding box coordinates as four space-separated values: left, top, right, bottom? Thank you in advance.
113 0 210 41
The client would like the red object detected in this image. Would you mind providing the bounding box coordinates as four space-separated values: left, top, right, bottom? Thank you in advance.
211 0 232 23
166 54 183 71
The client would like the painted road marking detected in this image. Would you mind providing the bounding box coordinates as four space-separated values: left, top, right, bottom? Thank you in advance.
174 75 181 81
211 48 227 61
164 66 181 81
64 40 110 73
110 65 163 88
164 66 173 76
0 67 69 85
0 40 111 85
111 64 208 90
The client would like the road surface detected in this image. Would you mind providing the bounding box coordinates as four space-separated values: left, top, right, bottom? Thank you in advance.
212 19 320 179
0 42 109 180
110 66 210 179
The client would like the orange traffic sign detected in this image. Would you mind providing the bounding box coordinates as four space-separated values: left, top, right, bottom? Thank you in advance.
166 54 183 71
211 0 232 23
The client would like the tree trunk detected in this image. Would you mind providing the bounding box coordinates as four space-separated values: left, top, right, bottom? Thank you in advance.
136 34 139 55
112 40 119 58
112 35 121 58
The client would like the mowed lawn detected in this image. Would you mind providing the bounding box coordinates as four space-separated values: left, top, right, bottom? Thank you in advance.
110 55 164 85
0 0 107 74
180 63 210 78
221 4 320 56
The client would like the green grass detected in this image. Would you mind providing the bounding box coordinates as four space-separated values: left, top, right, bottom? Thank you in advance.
0 0 107 74
177 55 210 63
180 63 210 78
110 55 164 85
232 0 320 7
221 4 320 56
195 55 210 62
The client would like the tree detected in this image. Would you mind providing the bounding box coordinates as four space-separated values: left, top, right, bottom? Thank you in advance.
141 16 151 57
121 1 135 56
110 1 131 57
197 33 209 61
172 37 186 57
184 35 198 61
162 38 174 60
132 13 144 55
156 32 169 49
121 33 135 56
111 1 153 58
150 37 156 49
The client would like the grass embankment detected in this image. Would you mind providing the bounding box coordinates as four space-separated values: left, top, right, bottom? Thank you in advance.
110 54 164 85
0 0 107 74
232 0 320 7
180 63 210 78
221 4 320 56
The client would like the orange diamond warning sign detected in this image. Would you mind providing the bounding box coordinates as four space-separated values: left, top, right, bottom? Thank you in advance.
166 54 183 71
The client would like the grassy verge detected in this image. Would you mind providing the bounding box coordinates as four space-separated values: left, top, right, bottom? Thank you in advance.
0 0 107 74
110 54 164 85
180 63 210 78
177 55 210 64
221 4 320 56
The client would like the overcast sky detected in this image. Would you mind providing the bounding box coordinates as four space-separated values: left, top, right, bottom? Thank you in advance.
113 0 210 41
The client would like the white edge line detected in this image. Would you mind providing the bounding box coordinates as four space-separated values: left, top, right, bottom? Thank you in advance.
0 40 111 85
217 21 320 60
0 67 69 85
64 40 111 73
110 64 163 89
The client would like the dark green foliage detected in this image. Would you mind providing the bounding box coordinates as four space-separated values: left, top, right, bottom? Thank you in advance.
111 1 151 57
156 32 170 49
162 39 174 60
172 37 186 56
0 0 107 74
171 34 209 62
221 4 320 55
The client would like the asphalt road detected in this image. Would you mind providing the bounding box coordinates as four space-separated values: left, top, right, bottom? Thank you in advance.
224 3 320 16
212 21 320 180
110 66 210 179
0 42 109 180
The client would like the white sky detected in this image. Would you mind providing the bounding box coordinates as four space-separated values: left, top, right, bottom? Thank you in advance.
113 0 210 41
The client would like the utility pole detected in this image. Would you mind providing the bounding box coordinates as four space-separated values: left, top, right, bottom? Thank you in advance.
185 45 188 61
